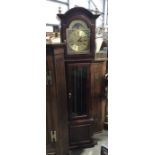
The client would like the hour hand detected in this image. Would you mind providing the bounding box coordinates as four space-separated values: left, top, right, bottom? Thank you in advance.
77 37 82 42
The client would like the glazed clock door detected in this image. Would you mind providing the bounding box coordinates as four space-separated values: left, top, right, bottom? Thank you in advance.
66 63 94 148
67 63 90 120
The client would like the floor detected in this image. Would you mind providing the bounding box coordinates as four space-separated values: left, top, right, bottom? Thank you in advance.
70 130 108 155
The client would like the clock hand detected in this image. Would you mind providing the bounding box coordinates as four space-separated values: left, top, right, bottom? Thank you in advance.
78 36 86 42
77 37 82 42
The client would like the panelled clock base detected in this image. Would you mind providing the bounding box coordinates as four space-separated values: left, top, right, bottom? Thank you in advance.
69 118 97 149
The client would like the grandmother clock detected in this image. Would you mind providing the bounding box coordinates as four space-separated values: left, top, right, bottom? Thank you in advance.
58 7 100 149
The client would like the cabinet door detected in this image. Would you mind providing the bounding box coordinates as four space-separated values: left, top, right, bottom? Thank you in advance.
67 63 91 120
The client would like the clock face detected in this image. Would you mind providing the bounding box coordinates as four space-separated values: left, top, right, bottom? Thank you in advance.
66 20 90 55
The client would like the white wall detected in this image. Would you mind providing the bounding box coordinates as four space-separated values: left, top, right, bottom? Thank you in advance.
45 0 68 26
69 0 88 8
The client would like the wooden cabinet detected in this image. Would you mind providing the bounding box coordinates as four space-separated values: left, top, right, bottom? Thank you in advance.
46 44 69 155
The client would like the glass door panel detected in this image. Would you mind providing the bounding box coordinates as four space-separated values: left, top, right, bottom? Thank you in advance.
67 63 90 119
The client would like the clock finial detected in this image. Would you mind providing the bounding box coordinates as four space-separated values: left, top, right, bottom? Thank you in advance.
58 7 62 14
95 7 99 14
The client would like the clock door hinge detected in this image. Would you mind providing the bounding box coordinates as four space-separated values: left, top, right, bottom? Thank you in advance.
46 70 52 86
50 130 57 142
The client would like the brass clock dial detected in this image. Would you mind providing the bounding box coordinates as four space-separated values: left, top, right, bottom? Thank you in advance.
66 20 90 55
